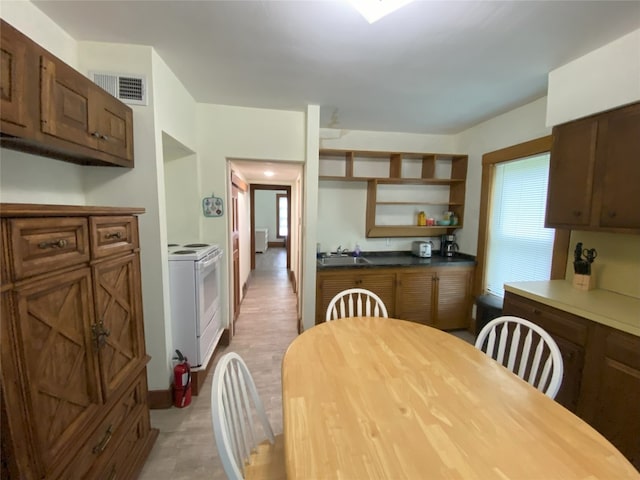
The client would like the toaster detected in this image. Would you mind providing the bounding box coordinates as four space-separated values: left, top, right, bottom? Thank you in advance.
411 240 433 258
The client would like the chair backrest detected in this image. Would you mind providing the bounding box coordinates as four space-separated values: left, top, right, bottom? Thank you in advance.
325 288 388 321
475 316 564 399
211 352 275 480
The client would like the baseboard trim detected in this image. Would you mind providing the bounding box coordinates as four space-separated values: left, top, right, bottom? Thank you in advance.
289 270 297 293
148 389 172 409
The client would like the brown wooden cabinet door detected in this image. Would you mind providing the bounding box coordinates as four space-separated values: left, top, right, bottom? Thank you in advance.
11 267 102 477
546 117 598 227
434 267 472 330
597 103 640 229
93 90 134 165
316 271 395 323
93 253 145 400
395 270 435 326
40 54 99 150
0 20 36 136
502 292 587 413
584 327 640 469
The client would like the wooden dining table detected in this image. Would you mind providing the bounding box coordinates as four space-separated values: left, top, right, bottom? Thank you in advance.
282 317 639 479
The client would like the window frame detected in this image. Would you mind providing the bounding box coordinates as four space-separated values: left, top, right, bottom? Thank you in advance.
474 135 570 296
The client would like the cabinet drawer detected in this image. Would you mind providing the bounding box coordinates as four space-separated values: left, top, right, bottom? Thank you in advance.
90 216 138 259
8 217 89 280
503 292 588 345
88 407 151 480
62 373 147 479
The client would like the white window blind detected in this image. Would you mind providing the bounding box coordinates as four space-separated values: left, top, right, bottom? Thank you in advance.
486 153 554 298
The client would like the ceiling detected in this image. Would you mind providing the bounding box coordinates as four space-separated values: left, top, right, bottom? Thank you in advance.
29 1 639 183
32 0 640 136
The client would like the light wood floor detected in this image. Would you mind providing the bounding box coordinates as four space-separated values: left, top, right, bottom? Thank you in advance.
139 247 474 479
139 248 297 480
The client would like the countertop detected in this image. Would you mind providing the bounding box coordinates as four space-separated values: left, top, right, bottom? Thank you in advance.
504 280 640 337
316 251 476 269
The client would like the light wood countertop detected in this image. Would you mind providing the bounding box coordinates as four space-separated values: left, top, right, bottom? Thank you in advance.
504 280 640 337
282 317 639 479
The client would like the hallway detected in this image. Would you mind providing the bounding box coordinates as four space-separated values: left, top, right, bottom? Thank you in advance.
139 247 297 480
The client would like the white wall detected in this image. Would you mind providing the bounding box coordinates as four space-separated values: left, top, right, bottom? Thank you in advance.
455 97 551 257
547 28 640 126
255 190 286 243
0 1 85 205
196 104 307 335
317 128 458 254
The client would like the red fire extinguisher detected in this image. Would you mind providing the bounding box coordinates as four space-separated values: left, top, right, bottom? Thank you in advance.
173 349 192 408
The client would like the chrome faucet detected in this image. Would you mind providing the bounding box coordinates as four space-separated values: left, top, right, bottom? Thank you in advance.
336 245 343 255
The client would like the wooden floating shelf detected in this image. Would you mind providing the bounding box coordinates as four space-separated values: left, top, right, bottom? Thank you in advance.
376 202 464 206
366 225 462 238
319 176 466 184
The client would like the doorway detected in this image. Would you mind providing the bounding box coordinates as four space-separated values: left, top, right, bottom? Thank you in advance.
250 184 292 273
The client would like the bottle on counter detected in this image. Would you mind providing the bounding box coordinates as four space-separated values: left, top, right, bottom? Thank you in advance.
353 243 361 257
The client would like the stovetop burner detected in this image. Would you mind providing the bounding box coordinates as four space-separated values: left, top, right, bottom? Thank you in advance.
183 243 210 248
173 250 197 255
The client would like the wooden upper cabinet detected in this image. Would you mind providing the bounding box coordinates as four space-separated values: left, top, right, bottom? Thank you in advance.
0 19 135 168
546 116 597 227
94 90 134 164
0 20 37 137
40 55 98 150
597 103 640 229
546 101 640 232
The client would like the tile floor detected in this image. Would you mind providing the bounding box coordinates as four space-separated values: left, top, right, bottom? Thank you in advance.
138 248 475 479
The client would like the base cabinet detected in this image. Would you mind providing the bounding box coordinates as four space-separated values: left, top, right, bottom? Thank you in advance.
316 271 396 324
503 291 640 469
317 265 474 330
0 204 157 479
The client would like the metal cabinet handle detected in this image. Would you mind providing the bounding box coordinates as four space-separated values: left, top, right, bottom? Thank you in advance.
92 320 111 349
101 134 109 141
92 131 101 138
92 425 113 454
38 239 67 249
105 231 123 240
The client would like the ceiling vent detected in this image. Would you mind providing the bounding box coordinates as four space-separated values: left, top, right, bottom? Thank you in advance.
90 71 147 106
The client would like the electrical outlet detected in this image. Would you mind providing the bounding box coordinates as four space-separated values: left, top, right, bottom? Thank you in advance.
385 238 390 246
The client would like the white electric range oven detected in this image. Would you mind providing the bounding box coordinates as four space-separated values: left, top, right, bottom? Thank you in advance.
168 242 224 368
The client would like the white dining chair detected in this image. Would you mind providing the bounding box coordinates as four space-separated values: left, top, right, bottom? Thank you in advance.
211 352 285 480
326 287 388 321
475 316 564 399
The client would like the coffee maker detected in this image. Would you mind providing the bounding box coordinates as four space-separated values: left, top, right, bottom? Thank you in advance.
441 234 459 257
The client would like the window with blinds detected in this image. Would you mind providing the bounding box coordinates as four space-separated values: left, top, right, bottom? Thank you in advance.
485 153 554 297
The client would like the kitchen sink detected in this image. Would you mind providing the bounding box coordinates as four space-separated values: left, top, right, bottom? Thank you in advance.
317 256 372 266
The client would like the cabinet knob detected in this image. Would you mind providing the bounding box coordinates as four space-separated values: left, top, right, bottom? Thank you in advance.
608 211 617 218
572 210 582 217
38 239 67 249
533 308 541 315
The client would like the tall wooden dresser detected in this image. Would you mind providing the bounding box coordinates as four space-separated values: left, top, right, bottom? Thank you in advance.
1 204 158 479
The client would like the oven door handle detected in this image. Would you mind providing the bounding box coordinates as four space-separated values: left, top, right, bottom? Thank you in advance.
198 250 223 271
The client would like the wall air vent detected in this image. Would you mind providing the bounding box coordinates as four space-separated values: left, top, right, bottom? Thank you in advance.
90 71 147 106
